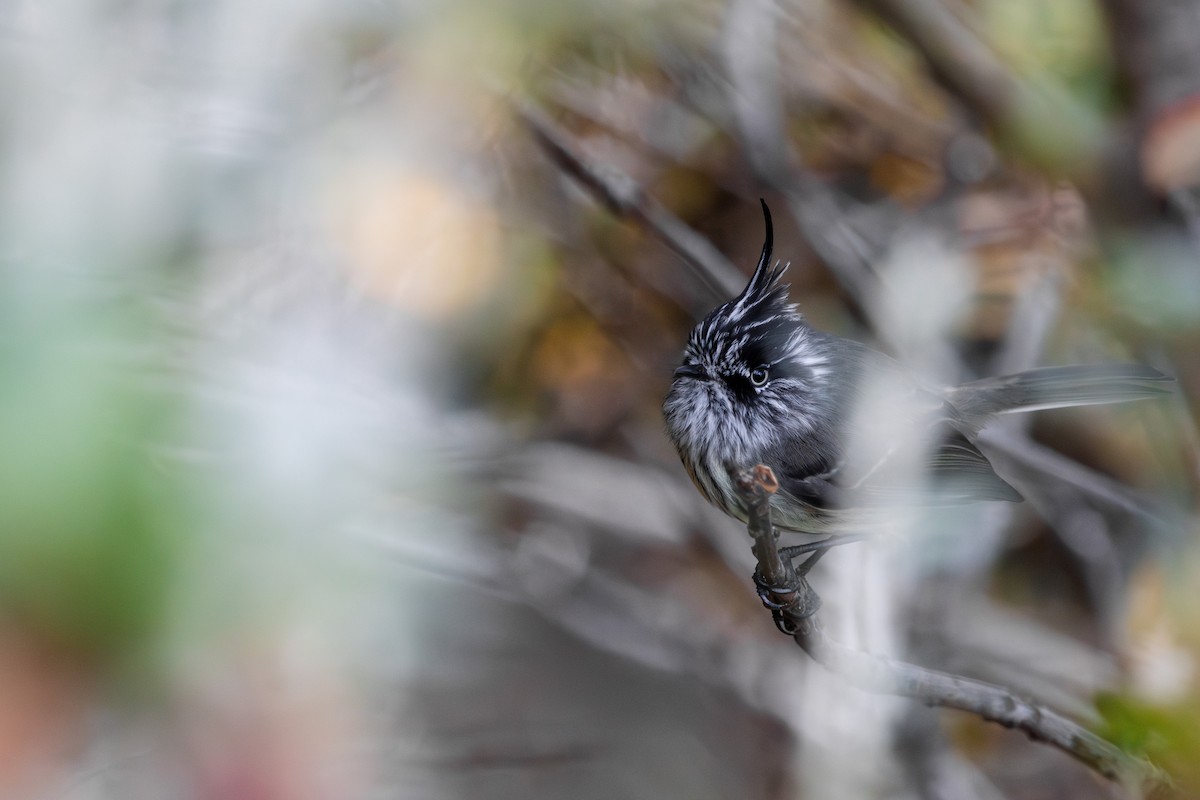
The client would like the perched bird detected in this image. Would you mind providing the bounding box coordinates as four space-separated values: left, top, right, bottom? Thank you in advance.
663 200 1171 535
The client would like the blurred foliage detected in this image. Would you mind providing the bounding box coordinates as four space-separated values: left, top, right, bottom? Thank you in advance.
0 307 181 658
981 0 1114 101
1096 693 1200 787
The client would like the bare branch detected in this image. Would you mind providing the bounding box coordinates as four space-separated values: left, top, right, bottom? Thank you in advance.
730 464 1163 788
516 100 746 303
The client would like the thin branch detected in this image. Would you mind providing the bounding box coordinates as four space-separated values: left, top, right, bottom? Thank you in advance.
516 100 746 304
730 464 1163 788
976 427 1167 523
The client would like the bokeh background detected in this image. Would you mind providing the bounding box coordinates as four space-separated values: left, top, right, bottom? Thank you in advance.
1 1 1198 798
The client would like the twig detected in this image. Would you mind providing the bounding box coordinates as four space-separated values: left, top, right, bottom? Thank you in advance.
517 100 746 304
729 464 1163 788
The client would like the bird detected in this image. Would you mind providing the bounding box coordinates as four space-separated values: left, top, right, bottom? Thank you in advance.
663 200 1172 537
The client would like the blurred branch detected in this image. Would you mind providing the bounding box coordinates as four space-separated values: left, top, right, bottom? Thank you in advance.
517 100 745 304
848 0 1020 128
976 428 1167 523
1170 188 1200 254
722 0 885 310
730 464 1163 788
849 0 1110 180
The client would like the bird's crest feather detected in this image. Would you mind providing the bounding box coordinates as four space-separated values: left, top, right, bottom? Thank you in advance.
729 199 790 321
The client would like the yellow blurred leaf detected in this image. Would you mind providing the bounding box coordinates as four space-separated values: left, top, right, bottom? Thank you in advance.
330 170 504 321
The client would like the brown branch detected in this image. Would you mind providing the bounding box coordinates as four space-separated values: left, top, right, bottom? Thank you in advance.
730 464 1163 788
516 100 747 304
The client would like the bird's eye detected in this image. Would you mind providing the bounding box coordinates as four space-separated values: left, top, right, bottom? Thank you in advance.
750 366 770 387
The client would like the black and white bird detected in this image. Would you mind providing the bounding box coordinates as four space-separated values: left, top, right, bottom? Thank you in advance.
663 200 1172 534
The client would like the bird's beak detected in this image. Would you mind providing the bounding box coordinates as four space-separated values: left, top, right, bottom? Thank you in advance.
673 364 708 381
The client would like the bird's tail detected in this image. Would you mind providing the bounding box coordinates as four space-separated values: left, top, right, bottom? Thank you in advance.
948 364 1173 424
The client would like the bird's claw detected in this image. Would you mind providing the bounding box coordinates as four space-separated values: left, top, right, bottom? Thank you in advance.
779 533 870 576
753 565 821 629
754 572 797 610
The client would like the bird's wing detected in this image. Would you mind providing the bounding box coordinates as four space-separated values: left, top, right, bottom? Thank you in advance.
776 429 1020 511
773 336 1022 513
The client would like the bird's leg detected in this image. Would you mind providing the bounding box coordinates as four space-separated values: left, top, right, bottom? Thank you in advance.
779 533 871 576
754 534 871 627
757 534 869 604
